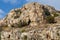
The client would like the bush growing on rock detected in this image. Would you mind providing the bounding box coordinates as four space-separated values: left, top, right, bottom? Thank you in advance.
45 10 50 16
24 35 27 40
20 29 26 33
46 16 55 23
53 13 59 17
18 19 31 28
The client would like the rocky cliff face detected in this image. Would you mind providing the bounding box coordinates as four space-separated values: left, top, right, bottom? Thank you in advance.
0 2 60 40
1 26 60 40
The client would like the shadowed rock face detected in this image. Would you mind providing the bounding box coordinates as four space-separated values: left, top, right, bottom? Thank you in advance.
0 2 60 40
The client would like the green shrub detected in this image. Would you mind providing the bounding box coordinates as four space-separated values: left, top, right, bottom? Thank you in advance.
20 29 26 33
46 16 55 23
44 8 50 16
18 21 28 28
18 19 31 28
45 11 50 16
53 13 59 17
24 35 27 40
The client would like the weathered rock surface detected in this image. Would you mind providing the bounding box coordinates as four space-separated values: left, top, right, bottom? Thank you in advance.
0 2 59 28
1 25 60 40
0 2 60 40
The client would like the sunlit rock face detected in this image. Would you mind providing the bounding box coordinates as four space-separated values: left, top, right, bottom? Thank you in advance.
0 2 57 28
1 26 60 40
0 2 60 40
1 2 59 28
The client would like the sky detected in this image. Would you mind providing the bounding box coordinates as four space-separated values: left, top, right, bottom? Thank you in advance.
0 0 60 19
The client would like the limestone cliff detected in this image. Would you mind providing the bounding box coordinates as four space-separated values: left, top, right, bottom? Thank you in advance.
0 2 60 40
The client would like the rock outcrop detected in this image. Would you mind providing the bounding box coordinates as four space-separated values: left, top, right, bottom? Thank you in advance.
0 2 60 40
0 2 58 28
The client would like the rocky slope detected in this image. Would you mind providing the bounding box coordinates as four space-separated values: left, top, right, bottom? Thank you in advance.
0 2 60 40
